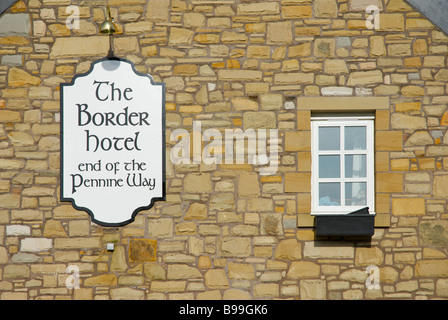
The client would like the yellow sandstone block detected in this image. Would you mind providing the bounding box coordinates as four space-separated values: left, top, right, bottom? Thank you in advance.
391 159 410 171
173 64 198 76
375 131 403 151
376 173 403 193
395 102 421 112
8 68 41 87
284 131 310 152
0 110 21 122
179 105 203 113
0 36 29 45
285 172 311 193
392 198 425 216
282 6 312 19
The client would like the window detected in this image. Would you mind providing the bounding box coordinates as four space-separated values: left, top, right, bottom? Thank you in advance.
311 115 375 215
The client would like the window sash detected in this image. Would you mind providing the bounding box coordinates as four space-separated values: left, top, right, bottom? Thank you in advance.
311 118 375 215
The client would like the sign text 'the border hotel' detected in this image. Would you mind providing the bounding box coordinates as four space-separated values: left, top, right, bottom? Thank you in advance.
61 58 166 226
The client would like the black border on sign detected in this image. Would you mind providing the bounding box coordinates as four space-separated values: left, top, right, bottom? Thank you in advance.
60 56 166 227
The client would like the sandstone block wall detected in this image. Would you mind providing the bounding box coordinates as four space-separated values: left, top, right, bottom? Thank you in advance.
1 0 448 300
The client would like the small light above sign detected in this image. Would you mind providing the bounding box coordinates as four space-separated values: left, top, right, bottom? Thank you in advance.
60 57 166 227
99 6 118 58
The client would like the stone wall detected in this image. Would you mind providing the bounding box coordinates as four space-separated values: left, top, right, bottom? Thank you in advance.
1 0 448 300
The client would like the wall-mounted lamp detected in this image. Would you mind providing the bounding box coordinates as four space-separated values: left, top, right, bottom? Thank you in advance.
99 6 117 58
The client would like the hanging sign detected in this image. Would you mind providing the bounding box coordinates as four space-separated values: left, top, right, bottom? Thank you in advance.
60 57 165 226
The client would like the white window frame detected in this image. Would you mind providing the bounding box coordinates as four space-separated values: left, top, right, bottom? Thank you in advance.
311 115 375 215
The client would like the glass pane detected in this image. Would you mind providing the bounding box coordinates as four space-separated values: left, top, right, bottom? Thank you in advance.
319 126 340 151
345 182 367 206
319 183 341 206
345 155 367 178
319 155 340 178
345 126 366 150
